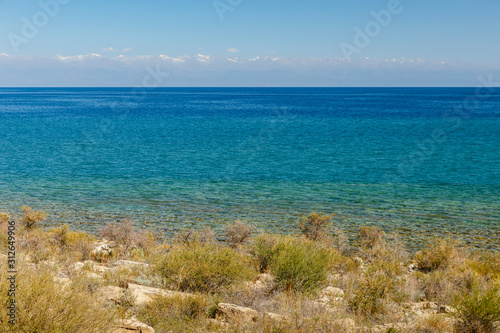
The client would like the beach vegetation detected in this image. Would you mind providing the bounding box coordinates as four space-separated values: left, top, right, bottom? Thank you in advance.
346 259 406 316
358 225 385 250
414 238 459 273
0 262 115 332
157 239 256 293
224 220 254 247
136 293 216 332
172 227 217 245
452 283 500 333
298 212 334 241
253 235 332 293
21 206 47 229
3 206 500 332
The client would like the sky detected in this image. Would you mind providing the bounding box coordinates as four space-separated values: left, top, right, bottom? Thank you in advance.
0 0 499 86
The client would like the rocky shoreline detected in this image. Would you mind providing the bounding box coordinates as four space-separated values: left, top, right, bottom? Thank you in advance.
1 209 500 332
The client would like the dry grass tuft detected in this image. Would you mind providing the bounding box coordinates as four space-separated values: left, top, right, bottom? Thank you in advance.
358 226 385 250
225 220 254 247
346 259 407 317
412 314 453 333
172 227 216 246
136 293 217 332
414 238 459 273
299 212 334 241
0 212 10 226
0 263 115 332
21 206 47 229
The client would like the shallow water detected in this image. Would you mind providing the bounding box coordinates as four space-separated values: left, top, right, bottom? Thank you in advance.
0 88 498 249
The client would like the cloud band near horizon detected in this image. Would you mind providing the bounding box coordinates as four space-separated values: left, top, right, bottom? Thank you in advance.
0 53 499 87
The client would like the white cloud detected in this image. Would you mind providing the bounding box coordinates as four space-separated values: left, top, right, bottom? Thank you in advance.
194 54 213 63
56 53 103 61
0 53 498 87
102 47 118 52
122 47 132 53
228 48 239 53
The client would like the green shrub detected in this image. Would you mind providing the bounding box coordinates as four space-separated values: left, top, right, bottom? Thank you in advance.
299 212 334 241
452 284 500 333
252 234 280 273
347 260 406 316
268 236 330 293
414 238 458 273
157 241 256 292
52 225 94 245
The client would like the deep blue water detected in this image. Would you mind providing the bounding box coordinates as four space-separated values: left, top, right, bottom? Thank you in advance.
0 88 499 248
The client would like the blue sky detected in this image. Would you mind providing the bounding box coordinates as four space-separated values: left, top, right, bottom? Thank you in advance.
0 0 499 86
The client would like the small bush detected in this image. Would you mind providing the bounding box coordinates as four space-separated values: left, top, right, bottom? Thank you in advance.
467 250 500 281
136 294 215 332
99 219 138 250
0 212 9 226
51 225 94 247
71 273 105 295
452 284 500 333
0 263 115 332
413 314 453 333
252 234 280 273
224 220 254 247
18 229 54 263
416 266 478 304
347 259 406 316
103 265 134 288
358 226 385 249
0 212 10 250
299 212 334 241
52 224 70 247
414 238 458 273
172 227 216 246
268 236 331 293
157 241 256 292
21 206 47 229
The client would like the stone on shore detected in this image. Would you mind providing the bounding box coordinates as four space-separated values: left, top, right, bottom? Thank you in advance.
108 318 155 333
97 286 124 304
91 242 114 262
321 286 345 298
216 303 259 323
112 260 150 269
127 283 189 306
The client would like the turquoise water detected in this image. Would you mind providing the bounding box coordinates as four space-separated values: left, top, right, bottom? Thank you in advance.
0 88 498 248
